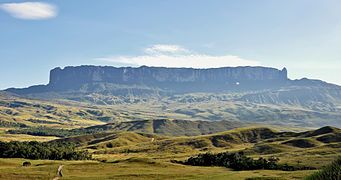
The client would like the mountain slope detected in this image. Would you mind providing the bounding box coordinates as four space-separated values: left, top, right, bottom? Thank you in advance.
81 119 243 136
0 92 108 128
239 86 341 111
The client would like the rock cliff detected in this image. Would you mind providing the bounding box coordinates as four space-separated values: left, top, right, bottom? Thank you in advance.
5 65 311 95
46 66 288 92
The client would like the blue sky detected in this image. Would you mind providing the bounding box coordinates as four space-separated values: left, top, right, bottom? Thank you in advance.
0 0 341 89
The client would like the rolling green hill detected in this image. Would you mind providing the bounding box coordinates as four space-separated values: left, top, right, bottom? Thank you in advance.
53 126 341 160
1 120 340 179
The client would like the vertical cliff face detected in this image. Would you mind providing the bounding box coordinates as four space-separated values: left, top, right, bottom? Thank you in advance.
49 66 126 90
5 66 290 95
48 66 288 92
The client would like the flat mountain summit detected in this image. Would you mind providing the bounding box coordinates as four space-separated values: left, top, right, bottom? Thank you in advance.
5 65 338 95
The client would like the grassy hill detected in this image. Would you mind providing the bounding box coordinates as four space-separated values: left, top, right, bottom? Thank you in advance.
50 126 341 165
1 125 340 179
82 119 243 136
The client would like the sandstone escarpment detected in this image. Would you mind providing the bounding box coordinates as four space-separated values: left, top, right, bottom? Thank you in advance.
46 66 288 92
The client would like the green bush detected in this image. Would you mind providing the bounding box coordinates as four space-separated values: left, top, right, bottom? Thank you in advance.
305 156 341 180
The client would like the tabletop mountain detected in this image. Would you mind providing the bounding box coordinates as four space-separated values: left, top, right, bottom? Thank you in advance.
6 65 334 95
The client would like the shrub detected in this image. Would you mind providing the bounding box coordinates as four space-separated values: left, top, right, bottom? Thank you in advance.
305 156 341 180
23 161 31 167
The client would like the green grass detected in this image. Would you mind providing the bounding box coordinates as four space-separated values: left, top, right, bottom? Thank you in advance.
0 158 314 180
0 125 340 179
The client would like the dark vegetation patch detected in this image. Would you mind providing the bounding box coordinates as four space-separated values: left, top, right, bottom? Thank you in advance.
97 116 112 122
0 109 19 116
7 101 31 108
27 119 62 125
282 139 317 148
247 144 283 155
302 126 338 137
316 134 341 143
7 126 104 138
262 137 291 143
0 141 91 160
22 161 31 167
76 111 88 116
176 151 315 171
325 143 341 149
32 104 56 111
178 139 210 149
86 109 103 116
0 120 28 128
210 135 234 147
305 156 341 180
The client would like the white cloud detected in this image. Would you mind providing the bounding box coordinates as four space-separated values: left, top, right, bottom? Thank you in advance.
97 44 260 68
0 2 57 20
144 44 189 55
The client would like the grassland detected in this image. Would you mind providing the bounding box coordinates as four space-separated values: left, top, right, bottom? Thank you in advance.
1 93 340 179
0 157 315 180
1 126 339 179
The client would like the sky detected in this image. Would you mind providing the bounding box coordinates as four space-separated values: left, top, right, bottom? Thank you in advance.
0 0 341 89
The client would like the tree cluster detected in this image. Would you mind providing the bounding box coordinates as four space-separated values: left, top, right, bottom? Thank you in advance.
179 151 315 171
0 141 91 160
8 126 103 138
0 120 27 128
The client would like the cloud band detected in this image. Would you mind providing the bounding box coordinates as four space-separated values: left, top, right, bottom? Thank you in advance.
97 44 261 68
0 2 57 20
